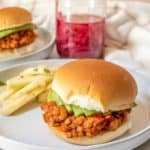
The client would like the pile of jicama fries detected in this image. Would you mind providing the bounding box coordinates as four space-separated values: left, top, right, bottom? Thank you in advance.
0 65 55 116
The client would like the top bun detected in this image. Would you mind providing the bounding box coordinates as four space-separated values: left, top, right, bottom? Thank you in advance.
52 59 137 113
0 7 32 31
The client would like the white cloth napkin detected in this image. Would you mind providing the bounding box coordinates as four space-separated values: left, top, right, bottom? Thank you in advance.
106 0 150 78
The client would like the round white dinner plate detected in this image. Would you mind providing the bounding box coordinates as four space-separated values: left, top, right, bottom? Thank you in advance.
0 59 149 150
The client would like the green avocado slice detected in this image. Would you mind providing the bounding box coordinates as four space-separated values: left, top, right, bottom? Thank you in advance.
65 104 73 113
48 90 98 116
48 90 64 106
72 105 84 116
83 109 97 116
48 90 135 116
48 91 73 113
0 23 37 38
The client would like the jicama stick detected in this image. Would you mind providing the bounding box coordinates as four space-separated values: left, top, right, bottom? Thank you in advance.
0 87 45 115
0 78 47 115
6 78 47 100
0 88 15 102
7 75 51 90
0 65 56 116
38 83 51 103
0 86 6 93
20 65 51 76
38 90 49 103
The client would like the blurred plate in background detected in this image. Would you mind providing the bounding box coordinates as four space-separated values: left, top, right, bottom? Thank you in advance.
0 28 55 67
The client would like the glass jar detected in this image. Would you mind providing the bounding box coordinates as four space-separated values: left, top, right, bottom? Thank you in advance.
56 0 106 58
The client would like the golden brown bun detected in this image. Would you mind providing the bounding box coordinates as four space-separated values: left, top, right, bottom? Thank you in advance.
52 59 137 112
0 7 32 30
49 119 131 145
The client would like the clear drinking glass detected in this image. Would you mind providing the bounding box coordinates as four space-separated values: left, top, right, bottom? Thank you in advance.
56 0 106 58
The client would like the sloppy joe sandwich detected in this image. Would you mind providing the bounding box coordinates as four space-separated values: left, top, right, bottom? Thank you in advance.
41 59 137 145
0 7 37 51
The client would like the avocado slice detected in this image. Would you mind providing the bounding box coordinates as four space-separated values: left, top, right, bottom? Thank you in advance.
0 23 37 38
65 104 73 113
48 90 98 116
83 109 97 116
72 105 84 116
48 90 64 106
48 91 72 112
48 92 55 102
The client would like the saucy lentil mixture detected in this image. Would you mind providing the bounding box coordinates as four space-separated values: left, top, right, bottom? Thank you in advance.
41 102 130 138
0 29 36 51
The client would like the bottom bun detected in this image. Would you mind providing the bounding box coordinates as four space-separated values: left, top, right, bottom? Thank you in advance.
48 119 132 145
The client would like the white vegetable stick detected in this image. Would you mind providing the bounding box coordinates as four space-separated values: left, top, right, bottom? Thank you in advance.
0 65 56 115
38 90 49 103
1 87 45 115
0 77 48 102
37 82 53 103
7 79 47 100
0 89 15 102
20 65 51 76
7 75 51 90
0 86 6 94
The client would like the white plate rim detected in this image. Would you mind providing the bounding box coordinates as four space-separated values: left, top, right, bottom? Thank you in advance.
0 59 149 150
0 122 149 150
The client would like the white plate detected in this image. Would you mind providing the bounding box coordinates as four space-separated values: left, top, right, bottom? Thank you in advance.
0 28 55 67
0 59 149 150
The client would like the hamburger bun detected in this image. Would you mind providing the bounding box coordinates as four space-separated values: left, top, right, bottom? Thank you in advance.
0 7 32 31
52 59 137 113
49 119 132 145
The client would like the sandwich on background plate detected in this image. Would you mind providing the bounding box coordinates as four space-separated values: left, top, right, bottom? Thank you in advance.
0 7 37 52
41 59 137 145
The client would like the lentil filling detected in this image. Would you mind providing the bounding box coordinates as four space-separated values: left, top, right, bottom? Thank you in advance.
0 29 36 51
41 102 131 138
